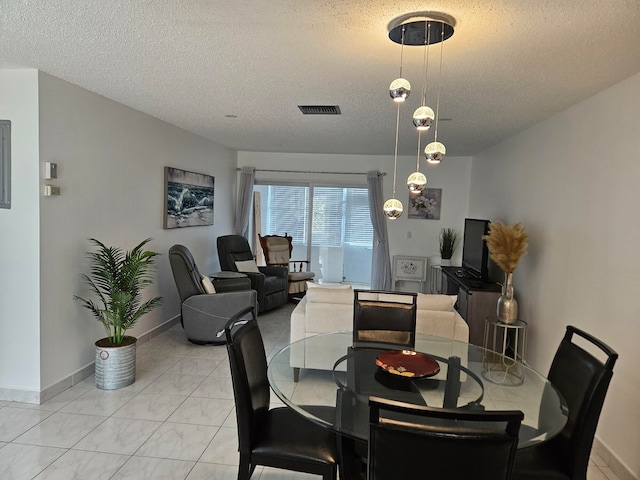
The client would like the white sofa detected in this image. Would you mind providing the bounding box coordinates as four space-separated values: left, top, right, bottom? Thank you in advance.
290 285 469 381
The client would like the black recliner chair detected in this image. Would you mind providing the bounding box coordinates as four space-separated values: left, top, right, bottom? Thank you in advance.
169 244 257 344
217 235 288 313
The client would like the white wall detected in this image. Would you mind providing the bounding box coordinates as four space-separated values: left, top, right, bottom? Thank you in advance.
237 151 472 289
469 72 640 477
0 71 238 397
0 70 41 399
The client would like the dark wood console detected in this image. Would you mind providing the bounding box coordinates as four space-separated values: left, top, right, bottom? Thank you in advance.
441 266 502 346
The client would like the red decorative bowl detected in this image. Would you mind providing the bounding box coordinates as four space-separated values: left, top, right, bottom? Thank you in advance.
375 350 440 379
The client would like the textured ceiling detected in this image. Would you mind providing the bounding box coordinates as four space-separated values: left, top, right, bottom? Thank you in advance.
1 1 639 156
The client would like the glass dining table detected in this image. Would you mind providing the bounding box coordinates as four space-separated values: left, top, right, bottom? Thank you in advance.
267 331 568 449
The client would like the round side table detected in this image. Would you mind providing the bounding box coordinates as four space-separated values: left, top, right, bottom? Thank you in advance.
482 318 528 385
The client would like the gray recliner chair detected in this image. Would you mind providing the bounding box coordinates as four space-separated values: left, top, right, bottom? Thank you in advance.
217 235 289 313
169 244 257 345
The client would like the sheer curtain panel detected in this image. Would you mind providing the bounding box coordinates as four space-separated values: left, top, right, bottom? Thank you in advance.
367 171 391 290
234 166 255 237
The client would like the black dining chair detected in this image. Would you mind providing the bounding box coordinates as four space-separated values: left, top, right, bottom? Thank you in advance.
353 290 417 349
224 306 338 480
368 397 524 480
511 325 618 480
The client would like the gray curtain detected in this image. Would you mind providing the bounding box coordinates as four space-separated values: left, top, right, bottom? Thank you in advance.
234 166 255 237
367 170 392 290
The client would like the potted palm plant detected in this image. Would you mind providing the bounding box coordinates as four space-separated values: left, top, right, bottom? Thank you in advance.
439 228 459 266
74 238 162 390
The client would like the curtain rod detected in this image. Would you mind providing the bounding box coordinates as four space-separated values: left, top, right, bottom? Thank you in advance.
237 168 386 176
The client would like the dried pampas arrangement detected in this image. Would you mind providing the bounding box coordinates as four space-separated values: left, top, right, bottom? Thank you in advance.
482 222 528 273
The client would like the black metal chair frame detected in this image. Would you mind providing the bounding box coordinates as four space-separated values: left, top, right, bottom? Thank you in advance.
368 397 523 480
224 307 337 480
512 325 618 480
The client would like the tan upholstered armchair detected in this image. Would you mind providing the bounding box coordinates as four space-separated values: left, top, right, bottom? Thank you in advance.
258 234 315 301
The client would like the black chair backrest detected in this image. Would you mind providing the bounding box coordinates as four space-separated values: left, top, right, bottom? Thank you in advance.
368 397 523 480
217 235 256 272
353 290 417 349
224 307 269 454
169 244 205 303
547 325 618 477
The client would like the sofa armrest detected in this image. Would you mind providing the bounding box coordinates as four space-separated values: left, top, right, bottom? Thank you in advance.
259 265 289 279
452 310 470 343
182 290 258 343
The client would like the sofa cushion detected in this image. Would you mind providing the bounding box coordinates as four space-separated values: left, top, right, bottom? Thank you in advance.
235 259 260 273
200 275 216 294
306 284 353 304
417 294 457 311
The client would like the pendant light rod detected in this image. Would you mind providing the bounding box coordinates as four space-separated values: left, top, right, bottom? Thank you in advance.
415 131 422 171
421 22 431 105
433 25 445 143
392 102 401 197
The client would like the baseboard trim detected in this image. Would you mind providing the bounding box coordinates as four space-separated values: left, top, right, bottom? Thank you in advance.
593 437 638 480
2 315 181 405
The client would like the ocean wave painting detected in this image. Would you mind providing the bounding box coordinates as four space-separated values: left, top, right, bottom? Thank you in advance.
164 167 215 228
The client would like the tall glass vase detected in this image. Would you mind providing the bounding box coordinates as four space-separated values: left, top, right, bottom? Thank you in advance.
497 272 518 324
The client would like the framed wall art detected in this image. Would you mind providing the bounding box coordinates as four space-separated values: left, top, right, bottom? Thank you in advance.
392 256 428 282
164 167 215 229
408 187 442 220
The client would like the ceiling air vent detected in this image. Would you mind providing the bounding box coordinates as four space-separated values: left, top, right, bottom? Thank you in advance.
298 105 341 115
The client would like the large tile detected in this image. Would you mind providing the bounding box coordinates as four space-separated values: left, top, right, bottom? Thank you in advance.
0 443 66 480
167 357 221 376
136 422 218 462
187 462 251 480
13 411 106 448
112 392 188 421
259 466 319 479
0 407 54 442
142 373 207 396
199 426 238 465
73 417 162 454
190 375 235 399
59 389 137 416
33 449 129 480
10 385 90 412
110 456 195 480
136 352 183 374
167 396 235 426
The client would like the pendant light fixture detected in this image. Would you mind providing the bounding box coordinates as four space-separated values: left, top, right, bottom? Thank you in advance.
389 26 410 103
383 103 404 219
425 24 448 164
407 25 432 193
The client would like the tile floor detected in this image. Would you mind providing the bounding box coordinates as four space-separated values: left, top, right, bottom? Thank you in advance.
0 303 622 480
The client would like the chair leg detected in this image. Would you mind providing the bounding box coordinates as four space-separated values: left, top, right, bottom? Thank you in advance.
237 453 253 480
323 464 338 480
293 367 300 382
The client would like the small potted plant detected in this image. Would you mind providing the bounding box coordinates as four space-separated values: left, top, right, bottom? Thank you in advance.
74 238 162 389
439 228 459 266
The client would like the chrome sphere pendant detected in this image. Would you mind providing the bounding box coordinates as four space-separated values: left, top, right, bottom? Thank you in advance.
407 172 427 193
413 106 435 131
425 141 446 164
383 198 403 219
389 78 411 102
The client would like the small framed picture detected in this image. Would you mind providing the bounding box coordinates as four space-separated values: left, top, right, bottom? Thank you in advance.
393 256 427 282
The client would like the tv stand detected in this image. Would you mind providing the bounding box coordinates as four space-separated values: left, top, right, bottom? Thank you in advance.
441 267 501 346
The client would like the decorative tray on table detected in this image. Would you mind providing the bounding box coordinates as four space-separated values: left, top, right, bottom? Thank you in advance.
375 350 440 378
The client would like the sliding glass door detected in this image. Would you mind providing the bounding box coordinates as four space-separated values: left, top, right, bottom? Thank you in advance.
253 182 373 285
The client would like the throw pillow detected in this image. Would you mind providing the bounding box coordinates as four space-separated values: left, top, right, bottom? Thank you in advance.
235 259 260 273
201 275 216 294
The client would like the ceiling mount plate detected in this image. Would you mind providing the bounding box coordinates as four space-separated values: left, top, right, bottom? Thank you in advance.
388 13 455 46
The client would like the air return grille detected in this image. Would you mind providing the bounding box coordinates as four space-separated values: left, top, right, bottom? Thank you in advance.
298 105 341 115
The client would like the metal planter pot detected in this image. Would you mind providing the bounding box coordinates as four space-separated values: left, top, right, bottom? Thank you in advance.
95 336 137 390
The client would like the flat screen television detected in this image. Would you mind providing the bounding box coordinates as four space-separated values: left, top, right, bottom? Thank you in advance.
462 218 491 280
